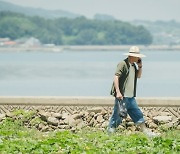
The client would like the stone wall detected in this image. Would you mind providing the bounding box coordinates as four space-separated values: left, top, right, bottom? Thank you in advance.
0 97 179 131
0 97 179 118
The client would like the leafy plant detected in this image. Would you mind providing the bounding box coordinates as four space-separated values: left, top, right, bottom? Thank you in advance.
0 110 179 153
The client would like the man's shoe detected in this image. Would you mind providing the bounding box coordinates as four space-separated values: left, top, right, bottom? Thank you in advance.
143 129 160 138
107 127 115 135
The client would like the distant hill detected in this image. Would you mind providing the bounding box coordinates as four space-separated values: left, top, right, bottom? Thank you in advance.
0 12 152 45
3 1 179 45
132 20 180 45
0 0 81 19
94 14 115 21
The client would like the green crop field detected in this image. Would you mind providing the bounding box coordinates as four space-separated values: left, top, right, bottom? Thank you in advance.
0 110 179 154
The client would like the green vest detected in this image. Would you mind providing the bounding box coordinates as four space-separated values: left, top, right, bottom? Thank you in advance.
110 58 138 97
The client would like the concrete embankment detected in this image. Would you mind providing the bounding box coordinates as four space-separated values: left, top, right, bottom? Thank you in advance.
0 96 179 106
1 45 180 52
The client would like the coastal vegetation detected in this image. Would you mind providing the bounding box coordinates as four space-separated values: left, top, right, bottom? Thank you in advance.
0 11 152 45
132 20 180 45
0 110 179 153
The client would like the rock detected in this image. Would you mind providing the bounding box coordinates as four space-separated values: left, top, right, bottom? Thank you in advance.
52 113 62 119
177 125 180 130
58 125 67 129
50 125 57 130
103 114 109 120
127 122 134 127
86 116 92 123
63 118 69 125
148 122 158 129
76 121 85 129
162 119 179 129
93 119 98 127
41 125 49 132
71 127 76 132
67 117 77 127
101 109 106 116
47 127 54 131
62 113 69 120
143 111 148 117
47 117 59 126
95 123 101 128
79 112 85 116
153 116 173 124
6 112 14 118
0 108 178 131
118 125 125 130
163 122 174 129
0 114 6 121
72 114 82 120
128 126 136 132
101 121 108 128
38 111 51 121
93 113 99 119
125 117 132 122
87 107 102 114
74 119 82 125
145 117 151 121
59 120 64 125
38 123 46 130
172 119 179 127
96 115 104 123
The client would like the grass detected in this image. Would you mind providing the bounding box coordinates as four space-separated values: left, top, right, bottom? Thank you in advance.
0 110 179 153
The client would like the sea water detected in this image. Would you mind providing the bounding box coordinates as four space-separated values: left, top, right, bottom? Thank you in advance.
0 50 179 97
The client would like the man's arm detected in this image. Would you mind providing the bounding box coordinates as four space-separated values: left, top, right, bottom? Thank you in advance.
137 67 142 78
114 75 123 99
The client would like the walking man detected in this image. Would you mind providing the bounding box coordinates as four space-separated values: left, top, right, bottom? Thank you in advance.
108 46 158 137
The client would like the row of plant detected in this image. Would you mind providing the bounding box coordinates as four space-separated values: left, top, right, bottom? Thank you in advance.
0 110 179 153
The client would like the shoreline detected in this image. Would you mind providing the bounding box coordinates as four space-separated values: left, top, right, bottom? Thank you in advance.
0 45 180 52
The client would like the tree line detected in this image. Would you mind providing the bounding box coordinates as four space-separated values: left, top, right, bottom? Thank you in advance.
0 12 152 45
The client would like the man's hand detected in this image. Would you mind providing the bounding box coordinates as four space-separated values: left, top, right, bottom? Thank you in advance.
137 58 143 68
114 75 123 99
116 92 123 100
137 59 143 78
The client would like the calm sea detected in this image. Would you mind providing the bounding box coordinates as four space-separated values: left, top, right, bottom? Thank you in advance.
0 50 179 97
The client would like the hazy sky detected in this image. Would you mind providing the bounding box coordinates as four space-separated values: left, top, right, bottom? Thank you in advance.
4 0 180 21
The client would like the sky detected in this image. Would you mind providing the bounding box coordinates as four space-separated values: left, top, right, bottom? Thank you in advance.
4 0 180 21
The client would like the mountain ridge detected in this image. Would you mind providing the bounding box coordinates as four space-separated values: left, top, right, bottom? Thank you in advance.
0 0 81 19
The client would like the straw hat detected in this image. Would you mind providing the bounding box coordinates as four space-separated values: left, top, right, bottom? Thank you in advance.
124 46 146 58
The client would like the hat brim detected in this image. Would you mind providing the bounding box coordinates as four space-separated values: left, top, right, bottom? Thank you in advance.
123 53 146 58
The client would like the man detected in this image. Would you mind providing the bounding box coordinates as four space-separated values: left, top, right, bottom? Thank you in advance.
108 46 158 137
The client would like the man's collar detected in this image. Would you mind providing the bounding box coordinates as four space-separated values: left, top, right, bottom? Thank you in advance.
124 58 130 68
124 58 135 68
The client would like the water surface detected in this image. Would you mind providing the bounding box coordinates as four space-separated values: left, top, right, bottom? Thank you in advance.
0 50 179 97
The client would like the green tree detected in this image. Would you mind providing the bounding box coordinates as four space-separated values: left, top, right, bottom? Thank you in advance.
0 11 153 45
